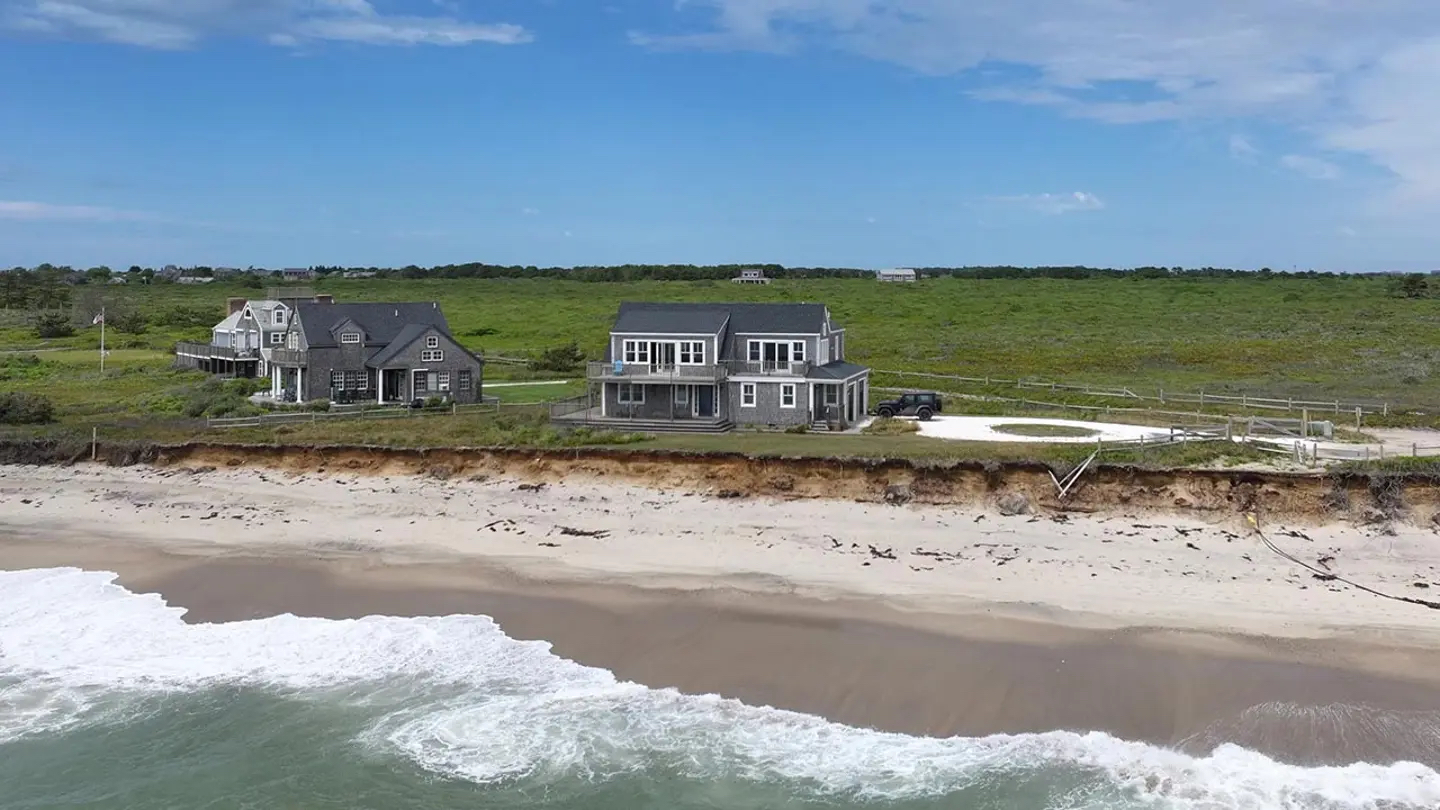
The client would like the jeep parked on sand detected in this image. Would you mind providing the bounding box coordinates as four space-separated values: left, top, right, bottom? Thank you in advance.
873 391 943 421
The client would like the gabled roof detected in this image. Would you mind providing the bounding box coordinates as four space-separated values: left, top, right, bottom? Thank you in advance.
214 310 242 331
612 302 828 335
295 302 449 348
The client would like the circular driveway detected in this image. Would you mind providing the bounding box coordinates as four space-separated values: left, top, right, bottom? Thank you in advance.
915 415 1176 444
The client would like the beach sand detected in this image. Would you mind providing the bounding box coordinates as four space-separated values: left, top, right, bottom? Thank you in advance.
6 462 1440 766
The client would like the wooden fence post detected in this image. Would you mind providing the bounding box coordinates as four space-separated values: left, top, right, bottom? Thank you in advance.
1355 406 1362 432
91 426 97 461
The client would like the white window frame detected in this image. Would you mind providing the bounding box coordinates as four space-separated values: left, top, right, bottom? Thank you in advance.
747 340 761 363
330 370 343 389
740 383 756 407
791 341 805 362
678 341 705 365
421 349 444 363
674 385 689 405
617 383 645 404
341 332 361 345
437 371 451 391
270 332 284 345
823 386 839 406
426 336 439 350
622 340 649 364
287 331 298 349
273 310 285 326
780 383 796 408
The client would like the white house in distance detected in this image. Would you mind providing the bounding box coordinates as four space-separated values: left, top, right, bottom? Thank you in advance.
731 268 771 285
876 268 918 282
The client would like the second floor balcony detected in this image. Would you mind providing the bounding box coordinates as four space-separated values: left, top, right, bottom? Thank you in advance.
270 348 308 366
587 361 727 382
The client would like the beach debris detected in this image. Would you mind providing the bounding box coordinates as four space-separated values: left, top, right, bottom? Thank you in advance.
1316 554 1335 571
974 514 986 523
558 526 609 539
516 482 547 492
1414 582 1432 589
867 544 897 560
828 537 842 549
912 548 963 562
1174 527 1201 537
538 542 561 548
1277 528 1313 542
1185 542 1200 551
883 484 912 505
715 490 744 499
483 519 516 531
20 498 31 504
987 547 1021 566
199 511 219 520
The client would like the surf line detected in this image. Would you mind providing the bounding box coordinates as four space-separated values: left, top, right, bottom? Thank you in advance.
1248 513 1440 611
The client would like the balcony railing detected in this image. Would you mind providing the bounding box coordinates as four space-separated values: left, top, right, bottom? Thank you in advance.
174 341 256 360
727 360 812 376
586 361 727 382
270 348 308 366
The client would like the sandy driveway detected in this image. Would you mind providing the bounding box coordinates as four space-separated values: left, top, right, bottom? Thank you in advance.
915 415 1175 444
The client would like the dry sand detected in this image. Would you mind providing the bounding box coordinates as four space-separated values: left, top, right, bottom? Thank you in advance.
6 462 1440 764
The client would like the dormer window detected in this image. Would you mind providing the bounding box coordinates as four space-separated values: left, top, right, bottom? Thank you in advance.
426 336 439 349
341 332 361 345
273 310 286 326
242 307 253 321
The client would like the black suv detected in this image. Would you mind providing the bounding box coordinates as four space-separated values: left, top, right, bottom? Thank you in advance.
873 391 943 421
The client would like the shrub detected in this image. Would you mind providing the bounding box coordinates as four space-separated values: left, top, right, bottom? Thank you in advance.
304 399 331 412
863 418 919 435
32 311 74 338
0 392 56 424
529 341 585 373
0 354 47 381
151 305 221 329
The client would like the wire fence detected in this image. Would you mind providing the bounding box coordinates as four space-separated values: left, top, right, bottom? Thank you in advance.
874 369 1404 417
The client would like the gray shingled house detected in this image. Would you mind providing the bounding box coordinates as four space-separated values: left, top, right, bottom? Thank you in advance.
554 301 869 432
268 302 483 404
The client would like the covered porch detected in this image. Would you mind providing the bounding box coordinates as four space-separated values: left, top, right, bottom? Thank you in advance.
806 364 870 430
551 382 733 433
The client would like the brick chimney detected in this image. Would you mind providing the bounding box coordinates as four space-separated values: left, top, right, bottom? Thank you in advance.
227 297 246 315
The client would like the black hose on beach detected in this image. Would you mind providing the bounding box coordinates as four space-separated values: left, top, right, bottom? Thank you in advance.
1251 515 1440 611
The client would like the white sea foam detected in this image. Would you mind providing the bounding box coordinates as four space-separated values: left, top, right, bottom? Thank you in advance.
3 567 1439 808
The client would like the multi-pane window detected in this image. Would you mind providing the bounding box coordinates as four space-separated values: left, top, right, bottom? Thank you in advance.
622 340 649 364
678 341 705 364
780 384 796 408
341 332 361 344
330 370 344 389
426 336 439 349
270 332 284 345
437 372 451 391
617 383 645 404
741 383 756 407
791 341 805 362
421 349 444 363
457 370 472 394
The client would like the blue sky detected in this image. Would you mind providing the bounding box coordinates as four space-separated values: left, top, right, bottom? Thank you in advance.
2 1 1438 271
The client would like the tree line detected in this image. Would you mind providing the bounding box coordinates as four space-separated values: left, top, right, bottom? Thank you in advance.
3 261 1429 295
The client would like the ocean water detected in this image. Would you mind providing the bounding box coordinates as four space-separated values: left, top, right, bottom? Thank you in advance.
3 568 1439 810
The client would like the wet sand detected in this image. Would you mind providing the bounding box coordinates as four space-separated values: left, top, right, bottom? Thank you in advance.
6 537 1440 768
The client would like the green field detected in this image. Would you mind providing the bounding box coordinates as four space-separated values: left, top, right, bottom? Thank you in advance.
1 274 1435 463
4 274 1435 401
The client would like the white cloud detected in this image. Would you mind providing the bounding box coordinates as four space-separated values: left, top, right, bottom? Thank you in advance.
1281 154 1341 180
521 207 539 215
636 1 1440 204
992 192 1105 215
4 0 531 49
1229 134 1259 162
0 200 153 222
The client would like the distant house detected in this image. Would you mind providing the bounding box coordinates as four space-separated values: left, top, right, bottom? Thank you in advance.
175 293 334 378
342 271 378 279
555 302 870 433
281 267 316 282
176 276 215 284
731 268 771 285
876 268 917 282
269 302 484 405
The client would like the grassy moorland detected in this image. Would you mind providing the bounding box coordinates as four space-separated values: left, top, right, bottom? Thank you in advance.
0 273 1434 465
4 274 1436 402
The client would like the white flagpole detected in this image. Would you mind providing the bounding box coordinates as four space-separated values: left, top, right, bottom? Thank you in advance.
99 306 105 373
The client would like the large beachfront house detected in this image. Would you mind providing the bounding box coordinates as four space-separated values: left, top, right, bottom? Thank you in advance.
268 302 484 404
555 302 870 432
175 293 333 378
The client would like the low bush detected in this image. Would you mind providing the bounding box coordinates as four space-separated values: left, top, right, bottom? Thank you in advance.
0 354 47 381
150 305 221 330
32 312 74 338
863 417 919 435
0 392 56 424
